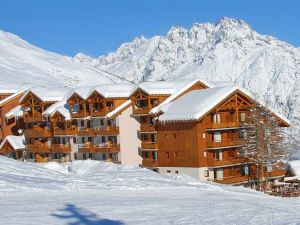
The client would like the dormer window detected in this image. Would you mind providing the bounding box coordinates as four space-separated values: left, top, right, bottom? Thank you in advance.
106 101 114 108
73 104 79 113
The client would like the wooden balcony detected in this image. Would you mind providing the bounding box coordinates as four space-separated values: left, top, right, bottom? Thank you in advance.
53 127 77 136
90 107 115 117
205 120 239 130
24 128 52 138
265 169 285 178
142 158 159 167
141 142 158 150
26 142 51 153
78 143 120 153
77 126 119 136
133 107 150 116
140 124 156 133
51 144 71 153
206 138 245 149
215 175 249 184
71 112 87 118
207 157 248 168
23 114 44 123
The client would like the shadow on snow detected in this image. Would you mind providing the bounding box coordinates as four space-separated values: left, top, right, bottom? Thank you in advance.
51 204 124 225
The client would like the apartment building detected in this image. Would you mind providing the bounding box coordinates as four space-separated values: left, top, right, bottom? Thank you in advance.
154 85 290 185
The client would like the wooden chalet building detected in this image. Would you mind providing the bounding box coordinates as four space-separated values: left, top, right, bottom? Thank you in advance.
129 79 212 169
154 85 290 185
0 135 25 159
0 84 29 142
20 87 74 163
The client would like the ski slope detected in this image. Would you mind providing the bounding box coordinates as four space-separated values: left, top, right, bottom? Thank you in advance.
0 156 299 225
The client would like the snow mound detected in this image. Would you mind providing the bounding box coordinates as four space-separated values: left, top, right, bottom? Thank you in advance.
0 156 219 192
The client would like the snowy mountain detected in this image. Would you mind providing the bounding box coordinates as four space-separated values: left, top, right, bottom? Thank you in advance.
0 30 119 86
75 17 300 139
0 17 300 139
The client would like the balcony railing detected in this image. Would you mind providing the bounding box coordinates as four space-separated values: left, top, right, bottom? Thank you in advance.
51 144 71 153
265 169 285 178
205 120 239 130
77 126 119 136
23 114 44 123
90 107 115 117
71 112 87 118
140 124 156 133
207 157 248 167
53 127 77 136
24 129 52 138
214 175 249 184
142 158 159 167
206 138 245 149
26 143 51 153
141 142 158 150
78 143 120 153
133 107 151 115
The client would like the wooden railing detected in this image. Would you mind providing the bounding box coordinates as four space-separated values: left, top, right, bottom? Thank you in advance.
206 138 245 149
140 124 156 133
141 142 158 150
265 169 285 178
71 112 87 118
90 107 115 117
205 120 239 129
207 157 247 167
53 127 77 136
77 126 119 136
78 143 120 153
24 128 52 138
215 175 249 184
51 144 71 153
26 142 51 153
133 107 150 115
142 158 159 167
23 114 44 123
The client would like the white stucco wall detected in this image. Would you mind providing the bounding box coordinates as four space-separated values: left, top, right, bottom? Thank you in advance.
119 107 142 166
158 167 211 181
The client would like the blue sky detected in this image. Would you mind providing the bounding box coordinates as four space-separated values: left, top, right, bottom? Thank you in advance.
0 0 299 57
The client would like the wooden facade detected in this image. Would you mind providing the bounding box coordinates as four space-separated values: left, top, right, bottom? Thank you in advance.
156 90 287 185
130 81 209 168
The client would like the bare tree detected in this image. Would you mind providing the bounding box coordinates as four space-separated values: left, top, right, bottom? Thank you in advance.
243 102 293 192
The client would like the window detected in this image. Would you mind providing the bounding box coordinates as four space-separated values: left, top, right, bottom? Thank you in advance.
212 113 221 123
74 153 77 160
216 169 223 180
103 153 106 160
204 152 207 157
202 133 206 139
89 153 93 159
88 137 92 142
153 152 158 160
166 152 170 158
83 153 86 160
239 112 246 122
100 119 104 126
73 104 79 113
81 137 85 143
166 170 171 173
101 136 105 143
175 170 179 174
81 120 84 127
204 170 209 177
73 137 77 144
213 131 222 142
93 103 99 112
241 165 249 175
106 101 114 108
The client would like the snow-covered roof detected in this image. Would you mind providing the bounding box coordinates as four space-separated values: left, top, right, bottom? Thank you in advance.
20 86 74 103
42 101 71 120
158 85 291 126
150 79 212 114
130 79 212 96
106 100 132 118
0 135 25 150
0 83 31 94
5 105 23 120
0 86 31 107
72 86 94 100
91 84 135 98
